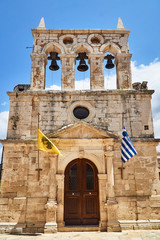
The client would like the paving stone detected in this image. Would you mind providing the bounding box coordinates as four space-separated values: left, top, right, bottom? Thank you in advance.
0 231 160 240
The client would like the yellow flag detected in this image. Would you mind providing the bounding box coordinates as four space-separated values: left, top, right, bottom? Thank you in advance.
38 129 63 156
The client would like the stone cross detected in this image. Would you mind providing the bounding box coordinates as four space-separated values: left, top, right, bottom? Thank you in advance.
118 166 125 179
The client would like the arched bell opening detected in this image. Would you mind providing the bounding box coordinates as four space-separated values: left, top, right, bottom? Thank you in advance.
73 44 92 90
64 158 100 225
42 43 63 90
45 51 61 90
104 52 116 90
75 52 90 90
100 42 121 90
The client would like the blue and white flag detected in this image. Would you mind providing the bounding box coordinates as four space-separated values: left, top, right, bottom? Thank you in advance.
121 126 137 163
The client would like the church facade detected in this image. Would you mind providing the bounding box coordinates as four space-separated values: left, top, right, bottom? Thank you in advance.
0 18 160 233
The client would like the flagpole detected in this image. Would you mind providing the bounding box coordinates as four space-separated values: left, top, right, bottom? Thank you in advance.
121 112 125 179
36 112 42 181
38 113 40 181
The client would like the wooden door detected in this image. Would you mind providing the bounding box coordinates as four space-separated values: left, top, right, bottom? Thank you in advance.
64 159 99 225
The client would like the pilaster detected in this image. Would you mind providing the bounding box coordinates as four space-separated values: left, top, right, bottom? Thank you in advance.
98 173 108 230
56 174 65 228
30 54 47 90
61 56 75 90
105 150 121 232
44 155 58 233
89 54 104 90
116 53 132 89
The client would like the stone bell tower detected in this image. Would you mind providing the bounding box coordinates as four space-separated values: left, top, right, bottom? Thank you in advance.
30 17 132 91
0 18 160 234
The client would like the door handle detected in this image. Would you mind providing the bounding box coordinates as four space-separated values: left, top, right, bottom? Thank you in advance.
72 193 75 195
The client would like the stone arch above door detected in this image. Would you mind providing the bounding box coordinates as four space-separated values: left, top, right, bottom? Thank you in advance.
58 152 105 174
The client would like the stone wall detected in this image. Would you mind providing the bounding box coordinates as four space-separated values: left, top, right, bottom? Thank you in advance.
7 90 154 140
113 141 160 223
0 132 159 232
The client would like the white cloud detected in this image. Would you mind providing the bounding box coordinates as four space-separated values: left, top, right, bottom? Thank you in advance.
0 111 9 139
104 72 116 89
0 111 9 162
131 59 160 118
131 60 160 145
1 102 7 106
0 147 2 160
75 78 90 90
46 85 61 90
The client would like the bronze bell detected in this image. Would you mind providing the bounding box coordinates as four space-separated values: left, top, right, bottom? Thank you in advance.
105 54 115 69
77 59 88 72
49 60 59 71
47 52 60 71
76 52 89 72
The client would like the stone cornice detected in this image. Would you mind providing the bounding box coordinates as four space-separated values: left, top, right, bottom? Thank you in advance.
0 139 37 144
1 138 160 145
31 28 131 36
115 138 160 143
7 89 155 98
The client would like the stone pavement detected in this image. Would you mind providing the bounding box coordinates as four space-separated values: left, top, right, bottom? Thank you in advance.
0 231 160 240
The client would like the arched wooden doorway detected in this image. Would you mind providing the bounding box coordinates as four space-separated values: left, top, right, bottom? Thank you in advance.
64 158 99 225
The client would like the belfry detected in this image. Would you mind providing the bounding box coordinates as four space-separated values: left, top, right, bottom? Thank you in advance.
0 18 160 233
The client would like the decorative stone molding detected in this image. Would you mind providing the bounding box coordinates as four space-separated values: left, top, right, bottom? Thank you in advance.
100 42 121 55
59 34 77 48
87 34 104 46
42 42 65 55
59 151 105 174
72 42 93 54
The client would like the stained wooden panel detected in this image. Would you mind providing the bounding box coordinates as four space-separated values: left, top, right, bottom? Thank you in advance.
64 159 99 225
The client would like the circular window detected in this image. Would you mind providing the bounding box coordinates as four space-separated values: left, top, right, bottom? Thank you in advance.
73 106 89 120
63 37 73 45
91 37 100 44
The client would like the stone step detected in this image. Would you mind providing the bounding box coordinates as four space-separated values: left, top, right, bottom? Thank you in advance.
58 225 100 232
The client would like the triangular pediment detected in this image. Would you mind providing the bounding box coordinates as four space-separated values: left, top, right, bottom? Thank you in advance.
47 122 118 139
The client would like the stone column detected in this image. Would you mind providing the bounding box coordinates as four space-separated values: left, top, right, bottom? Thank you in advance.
107 156 115 199
105 150 121 232
56 174 65 229
116 53 132 89
61 55 75 90
44 155 58 233
30 54 47 90
89 54 104 90
98 174 108 231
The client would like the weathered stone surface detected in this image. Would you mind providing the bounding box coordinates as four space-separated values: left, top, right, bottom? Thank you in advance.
0 23 159 234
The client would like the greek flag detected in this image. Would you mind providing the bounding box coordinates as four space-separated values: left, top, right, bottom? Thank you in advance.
121 126 137 163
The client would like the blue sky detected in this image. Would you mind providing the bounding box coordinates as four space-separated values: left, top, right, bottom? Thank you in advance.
0 0 160 156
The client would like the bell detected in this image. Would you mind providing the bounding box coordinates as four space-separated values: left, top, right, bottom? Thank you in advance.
48 52 60 71
105 54 115 69
77 59 88 72
76 52 89 72
49 59 59 71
